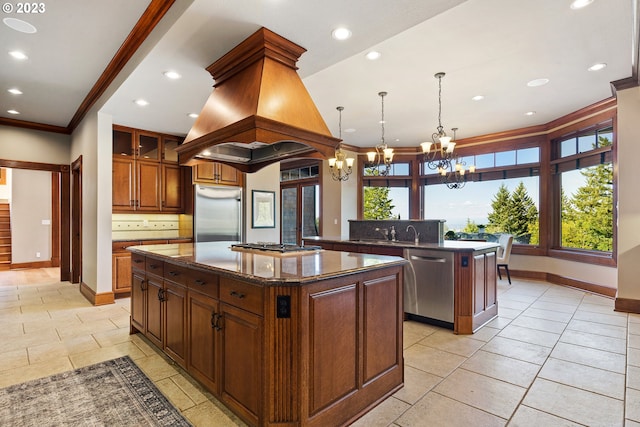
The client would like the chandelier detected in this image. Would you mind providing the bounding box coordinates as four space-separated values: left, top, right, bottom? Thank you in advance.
365 91 394 176
421 73 475 189
328 106 355 181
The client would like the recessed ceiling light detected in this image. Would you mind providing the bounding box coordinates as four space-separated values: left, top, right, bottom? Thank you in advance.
471 95 484 101
163 70 181 80
588 62 607 71
331 27 352 41
527 78 549 87
525 111 536 116
188 113 199 118
365 51 381 60
8 88 23 95
7 109 20 115
344 128 356 133
3 17 37 33
570 0 594 9
202 150 211 156
134 99 149 107
9 50 28 60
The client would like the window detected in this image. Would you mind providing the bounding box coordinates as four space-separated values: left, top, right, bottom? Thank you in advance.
554 124 613 252
280 164 319 182
424 177 539 244
365 162 410 176
422 147 541 245
362 161 413 219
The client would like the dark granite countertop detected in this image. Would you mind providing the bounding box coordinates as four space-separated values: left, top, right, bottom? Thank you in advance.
304 236 500 252
128 241 407 285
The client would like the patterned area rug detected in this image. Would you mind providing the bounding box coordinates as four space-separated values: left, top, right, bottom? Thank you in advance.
0 356 191 426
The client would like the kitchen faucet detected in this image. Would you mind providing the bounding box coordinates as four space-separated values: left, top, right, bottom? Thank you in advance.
406 225 420 244
375 227 389 240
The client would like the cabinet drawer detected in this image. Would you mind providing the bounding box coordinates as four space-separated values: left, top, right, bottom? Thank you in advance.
112 240 140 252
164 262 189 286
146 258 164 277
220 278 263 316
142 239 169 245
131 253 145 270
187 269 219 298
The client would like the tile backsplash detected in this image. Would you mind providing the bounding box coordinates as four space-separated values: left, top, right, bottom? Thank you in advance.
112 213 192 240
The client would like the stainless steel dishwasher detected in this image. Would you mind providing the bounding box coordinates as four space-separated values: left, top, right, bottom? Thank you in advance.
403 248 455 327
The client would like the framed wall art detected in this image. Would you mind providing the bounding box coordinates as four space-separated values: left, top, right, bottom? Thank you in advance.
252 190 275 228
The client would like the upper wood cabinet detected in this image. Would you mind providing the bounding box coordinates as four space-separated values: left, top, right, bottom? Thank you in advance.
112 125 186 213
162 136 181 163
193 162 243 187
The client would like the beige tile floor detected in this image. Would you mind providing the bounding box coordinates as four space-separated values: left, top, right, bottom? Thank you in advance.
1 268 638 426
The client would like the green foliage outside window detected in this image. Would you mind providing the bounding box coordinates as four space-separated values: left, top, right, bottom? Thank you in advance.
486 182 539 244
363 186 396 220
561 136 613 251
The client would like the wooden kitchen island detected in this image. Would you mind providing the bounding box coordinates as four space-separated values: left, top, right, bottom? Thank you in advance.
305 237 499 335
128 242 407 427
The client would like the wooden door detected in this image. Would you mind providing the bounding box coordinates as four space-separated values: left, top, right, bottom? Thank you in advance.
137 162 162 211
162 164 183 212
71 156 82 284
112 158 135 211
164 281 188 367
146 276 163 348
130 271 146 333
188 291 220 392
220 303 262 426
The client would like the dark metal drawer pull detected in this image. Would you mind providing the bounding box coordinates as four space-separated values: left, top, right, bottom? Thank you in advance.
230 291 245 299
168 271 179 277
149 264 159 269
194 279 206 286
133 259 143 264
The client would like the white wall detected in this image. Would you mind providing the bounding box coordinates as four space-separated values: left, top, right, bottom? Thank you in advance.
11 169 52 263
321 150 358 239
511 254 617 290
616 85 640 301
244 163 280 243
70 110 113 295
0 125 70 164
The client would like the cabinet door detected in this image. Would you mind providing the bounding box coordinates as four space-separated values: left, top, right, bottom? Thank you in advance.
188 291 219 392
162 136 181 163
217 163 242 186
131 271 146 333
112 158 135 211
164 281 188 367
137 131 161 161
113 127 135 157
219 303 262 426
146 276 164 348
112 252 132 294
193 163 216 184
162 164 183 212
137 162 162 211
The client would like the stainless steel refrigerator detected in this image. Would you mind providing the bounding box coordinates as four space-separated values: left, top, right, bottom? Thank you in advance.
194 185 242 242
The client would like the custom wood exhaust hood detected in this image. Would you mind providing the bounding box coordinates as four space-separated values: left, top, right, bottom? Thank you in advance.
176 27 340 173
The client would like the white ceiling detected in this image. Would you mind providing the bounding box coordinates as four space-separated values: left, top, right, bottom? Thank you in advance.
1 0 633 149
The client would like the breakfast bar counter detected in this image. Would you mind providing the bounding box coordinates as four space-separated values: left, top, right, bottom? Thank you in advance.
304 236 499 335
128 241 406 427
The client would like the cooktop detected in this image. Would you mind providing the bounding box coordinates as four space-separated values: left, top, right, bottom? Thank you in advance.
230 242 322 253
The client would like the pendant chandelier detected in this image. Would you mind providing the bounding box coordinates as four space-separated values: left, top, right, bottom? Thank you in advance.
421 72 474 189
366 91 394 176
328 106 354 181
